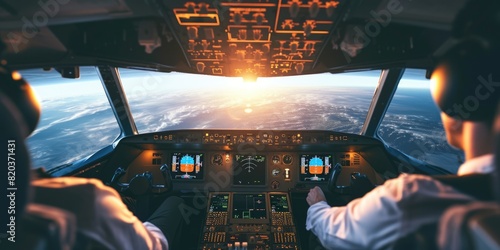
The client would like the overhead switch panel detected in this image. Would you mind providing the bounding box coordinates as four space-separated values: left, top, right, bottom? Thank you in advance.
167 0 342 77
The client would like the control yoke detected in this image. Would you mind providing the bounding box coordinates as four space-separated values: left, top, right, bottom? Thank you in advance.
327 163 342 193
109 164 173 195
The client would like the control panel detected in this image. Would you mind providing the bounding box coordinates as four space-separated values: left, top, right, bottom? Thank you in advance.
164 0 343 78
201 192 298 250
111 130 393 192
149 130 357 146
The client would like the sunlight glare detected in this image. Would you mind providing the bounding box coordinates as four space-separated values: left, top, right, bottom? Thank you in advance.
244 104 253 113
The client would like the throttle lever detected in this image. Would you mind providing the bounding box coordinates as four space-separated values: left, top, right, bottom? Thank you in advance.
110 167 126 186
350 172 375 198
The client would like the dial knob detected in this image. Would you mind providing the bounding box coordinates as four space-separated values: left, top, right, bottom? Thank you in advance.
283 154 293 165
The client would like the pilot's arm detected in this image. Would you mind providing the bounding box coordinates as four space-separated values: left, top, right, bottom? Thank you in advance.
95 181 169 250
32 177 169 250
305 174 475 249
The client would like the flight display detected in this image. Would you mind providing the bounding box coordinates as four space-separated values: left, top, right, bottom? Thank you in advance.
232 193 267 220
299 154 333 182
208 193 229 212
171 153 204 179
270 194 289 212
233 155 266 186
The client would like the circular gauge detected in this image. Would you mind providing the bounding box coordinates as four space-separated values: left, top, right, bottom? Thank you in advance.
212 154 223 165
283 154 293 165
272 155 280 164
272 168 281 176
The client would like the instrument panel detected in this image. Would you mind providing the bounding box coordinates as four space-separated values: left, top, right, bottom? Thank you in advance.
108 130 394 192
202 192 297 249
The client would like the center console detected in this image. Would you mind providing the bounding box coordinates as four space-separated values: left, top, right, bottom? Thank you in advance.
201 192 298 250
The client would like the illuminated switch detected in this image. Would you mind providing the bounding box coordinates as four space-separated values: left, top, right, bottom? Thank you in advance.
254 13 265 25
326 1 341 17
305 42 315 51
185 2 195 12
289 0 300 18
309 0 320 18
303 22 313 37
279 41 286 49
198 3 209 14
196 62 206 72
253 29 262 40
246 44 253 53
188 40 196 50
262 44 270 53
290 41 299 53
237 51 246 60
204 28 215 40
212 68 223 74
187 26 198 40
201 40 210 50
229 43 237 54
238 29 247 40
295 63 304 74
285 168 291 181
254 50 263 61
234 12 243 25
282 20 294 30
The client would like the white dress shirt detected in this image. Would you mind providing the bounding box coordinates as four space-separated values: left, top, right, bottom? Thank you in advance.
306 154 495 250
32 177 169 250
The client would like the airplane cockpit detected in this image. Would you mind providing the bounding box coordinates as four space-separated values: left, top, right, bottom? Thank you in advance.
0 0 499 249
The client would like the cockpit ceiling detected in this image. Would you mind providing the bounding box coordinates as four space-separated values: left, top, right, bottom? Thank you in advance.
0 0 467 76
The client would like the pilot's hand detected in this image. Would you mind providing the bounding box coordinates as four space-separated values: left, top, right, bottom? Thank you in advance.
306 186 326 206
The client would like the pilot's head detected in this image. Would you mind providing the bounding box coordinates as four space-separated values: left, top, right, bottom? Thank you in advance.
0 64 41 217
430 41 499 149
430 0 500 151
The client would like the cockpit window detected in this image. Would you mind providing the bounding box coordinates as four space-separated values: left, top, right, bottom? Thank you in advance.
378 69 464 173
23 67 120 170
120 69 380 133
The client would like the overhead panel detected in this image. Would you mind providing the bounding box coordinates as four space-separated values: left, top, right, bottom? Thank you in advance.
165 0 342 77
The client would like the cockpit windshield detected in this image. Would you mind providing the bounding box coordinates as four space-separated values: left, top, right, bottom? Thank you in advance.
120 68 380 133
22 67 460 173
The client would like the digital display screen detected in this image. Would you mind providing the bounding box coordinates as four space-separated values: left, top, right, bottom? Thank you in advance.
299 154 333 182
171 153 203 179
233 155 266 186
208 193 229 212
232 194 267 220
270 194 289 212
